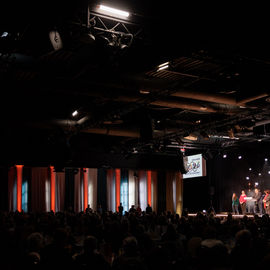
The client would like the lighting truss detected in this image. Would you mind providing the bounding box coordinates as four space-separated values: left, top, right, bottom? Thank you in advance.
86 5 143 49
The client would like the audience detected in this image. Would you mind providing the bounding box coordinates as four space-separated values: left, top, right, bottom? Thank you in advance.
0 209 270 270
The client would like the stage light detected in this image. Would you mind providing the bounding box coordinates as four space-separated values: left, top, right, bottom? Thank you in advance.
249 168 252 171
258 139 262 142
97 4 130 19
265 158 268 161
72 110 78 117
246 176 250 180
268 171 270 174
255 182 259 186
238 155 242 159
1 32 8 38
258 173 262 176
223 154 227 158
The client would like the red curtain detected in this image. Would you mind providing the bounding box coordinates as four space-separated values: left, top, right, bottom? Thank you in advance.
31 167 48 212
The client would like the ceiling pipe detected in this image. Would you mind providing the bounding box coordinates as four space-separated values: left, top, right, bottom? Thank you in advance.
171 90 237 105
83 128 140 137
116 95 217 113
237 93 268 105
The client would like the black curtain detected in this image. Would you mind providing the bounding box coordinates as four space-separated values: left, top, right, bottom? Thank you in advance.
0 166 8 211
97 168 107 212
157 170 166 213
65 168 75 211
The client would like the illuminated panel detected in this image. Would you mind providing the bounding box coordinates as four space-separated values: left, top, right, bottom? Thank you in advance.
50 166 56 212
15 165 23 212
115 169 121 211
147 170 152 206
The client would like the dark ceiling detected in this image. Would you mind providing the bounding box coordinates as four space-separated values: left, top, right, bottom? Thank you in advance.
1 0 270 167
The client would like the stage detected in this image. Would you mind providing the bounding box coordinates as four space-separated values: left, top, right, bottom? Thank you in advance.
187 213 261 218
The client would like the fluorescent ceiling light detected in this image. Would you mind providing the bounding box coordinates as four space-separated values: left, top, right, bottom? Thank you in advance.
158 62 169 68
139 89 150 94
98 4 129 18
157 65 169 71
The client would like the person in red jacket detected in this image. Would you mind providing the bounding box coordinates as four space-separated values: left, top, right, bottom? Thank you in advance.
239 190 247 215
263 190 270 215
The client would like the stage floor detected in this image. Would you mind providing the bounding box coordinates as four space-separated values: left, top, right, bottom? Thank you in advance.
187 213 261 218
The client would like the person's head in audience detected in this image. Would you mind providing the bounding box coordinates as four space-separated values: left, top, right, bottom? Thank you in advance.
122 236 138 256
84 235 98 254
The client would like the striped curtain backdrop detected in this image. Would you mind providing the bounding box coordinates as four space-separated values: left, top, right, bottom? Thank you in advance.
7 166 183 215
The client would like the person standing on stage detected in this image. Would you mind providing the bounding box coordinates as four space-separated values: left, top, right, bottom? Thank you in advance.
146 204 152 214
118 202 124 215
263 190 270 215
247 188 255 213
232 193 239 214
253 188 262 215
239 190 247 215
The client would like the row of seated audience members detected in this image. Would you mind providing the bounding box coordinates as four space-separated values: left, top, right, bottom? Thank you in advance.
1 207 270 270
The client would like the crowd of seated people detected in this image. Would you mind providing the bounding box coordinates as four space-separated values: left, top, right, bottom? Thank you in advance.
0 208 270 270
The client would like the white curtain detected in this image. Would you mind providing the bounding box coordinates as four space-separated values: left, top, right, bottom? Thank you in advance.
128 170 136 209
176 172 183 215
151 170 158 212
107 169 115 212
139 170 147 212
74 169 83 212
88 168 97 211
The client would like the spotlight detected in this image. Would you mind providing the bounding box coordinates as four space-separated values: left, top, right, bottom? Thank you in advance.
1 32 8 38
249 168 252 171
258 173 262 176
265 158 268 162
246 176 250 180
238 155 242 159
72 110 78 117
223 154 227 158
255 182 259 186
268 171 270 174
258 139 262 142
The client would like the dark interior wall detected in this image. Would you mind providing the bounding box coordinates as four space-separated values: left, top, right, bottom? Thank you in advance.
183 176 209 213
0 166 8 211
